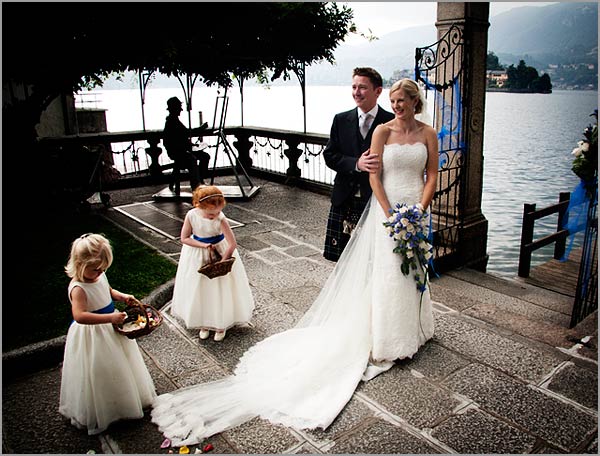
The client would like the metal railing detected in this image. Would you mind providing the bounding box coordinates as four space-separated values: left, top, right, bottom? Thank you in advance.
517 192 571 278
36 127 331 192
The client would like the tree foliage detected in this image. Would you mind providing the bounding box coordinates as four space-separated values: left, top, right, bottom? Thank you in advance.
486 52 504 71
2 2 355 218
504 59 552 93
3 2 354 125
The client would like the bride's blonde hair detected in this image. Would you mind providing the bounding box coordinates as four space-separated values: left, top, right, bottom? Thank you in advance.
390 79 423 114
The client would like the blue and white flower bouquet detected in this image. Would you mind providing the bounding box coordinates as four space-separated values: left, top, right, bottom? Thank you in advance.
383 202 433 292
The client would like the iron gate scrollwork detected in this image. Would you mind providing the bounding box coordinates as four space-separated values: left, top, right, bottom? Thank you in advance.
415 24 467 272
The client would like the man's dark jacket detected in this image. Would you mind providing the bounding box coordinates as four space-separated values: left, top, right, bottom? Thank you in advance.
323 106 395 207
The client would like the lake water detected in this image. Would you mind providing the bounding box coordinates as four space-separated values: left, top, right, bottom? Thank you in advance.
80 86 598 278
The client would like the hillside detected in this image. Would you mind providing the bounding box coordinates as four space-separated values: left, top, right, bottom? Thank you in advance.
306 1 597 85
98 3 597 89
488 2 598 67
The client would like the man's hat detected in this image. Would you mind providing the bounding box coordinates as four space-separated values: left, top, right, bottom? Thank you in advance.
167 97 183 110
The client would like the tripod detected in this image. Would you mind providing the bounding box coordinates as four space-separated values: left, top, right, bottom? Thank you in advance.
208 87 259 200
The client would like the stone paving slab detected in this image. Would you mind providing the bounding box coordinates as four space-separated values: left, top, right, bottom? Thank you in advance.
136 321 216 379
2 367 104 454
435 273 571 326
243 255 311 292
304 397 376 446
250 288 304 337
447 268 574 314
250 247 294 264
272 285 323 315
462 301 576 348
275 257 334 289
325 419 441 454
444 363 597 452
283 243 324 259
222 417 301 454
430 407 537 454
434 313 566 383
255 231 300 248
545 361 599 409
357 365 461 429
401 341 471 381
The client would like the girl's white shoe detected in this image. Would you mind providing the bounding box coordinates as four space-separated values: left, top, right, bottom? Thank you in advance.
199 329 210 340
214 330 226 342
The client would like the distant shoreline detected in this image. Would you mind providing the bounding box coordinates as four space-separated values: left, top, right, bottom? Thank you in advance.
486 88 553 94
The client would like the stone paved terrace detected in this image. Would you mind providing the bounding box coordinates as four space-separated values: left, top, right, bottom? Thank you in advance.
2 177 598 454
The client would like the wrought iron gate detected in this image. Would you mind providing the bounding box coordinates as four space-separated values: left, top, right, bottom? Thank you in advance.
415 24 467 272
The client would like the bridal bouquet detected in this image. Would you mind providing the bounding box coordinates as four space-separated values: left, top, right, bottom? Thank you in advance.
383 202 433 292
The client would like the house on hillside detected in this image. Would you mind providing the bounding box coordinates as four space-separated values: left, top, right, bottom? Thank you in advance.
486 69 508 88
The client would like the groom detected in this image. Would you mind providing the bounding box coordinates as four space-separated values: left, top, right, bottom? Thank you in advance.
323 67 395 261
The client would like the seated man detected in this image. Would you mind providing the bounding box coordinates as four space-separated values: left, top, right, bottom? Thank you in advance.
163 97 210 191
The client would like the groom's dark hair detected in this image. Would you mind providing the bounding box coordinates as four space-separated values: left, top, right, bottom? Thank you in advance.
353 67 383 88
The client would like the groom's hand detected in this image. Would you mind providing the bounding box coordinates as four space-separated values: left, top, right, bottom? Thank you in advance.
357 149 380 173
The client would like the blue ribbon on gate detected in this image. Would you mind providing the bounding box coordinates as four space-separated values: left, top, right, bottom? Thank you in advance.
560 178 598 261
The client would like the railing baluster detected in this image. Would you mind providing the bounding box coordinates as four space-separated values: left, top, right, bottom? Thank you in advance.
553 192 571 260
518 203 536 278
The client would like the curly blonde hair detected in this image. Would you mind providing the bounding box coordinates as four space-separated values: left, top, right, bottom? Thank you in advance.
389 78 423 114
65 233 113 282
192 185 227 210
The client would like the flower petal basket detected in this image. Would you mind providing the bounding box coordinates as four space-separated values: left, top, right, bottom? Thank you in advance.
198 249 236 279
113 299 163 339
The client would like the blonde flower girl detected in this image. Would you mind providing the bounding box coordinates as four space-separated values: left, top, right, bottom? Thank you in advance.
59 233 156 435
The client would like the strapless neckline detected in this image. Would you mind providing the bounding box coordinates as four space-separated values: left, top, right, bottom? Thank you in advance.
384 142 426 149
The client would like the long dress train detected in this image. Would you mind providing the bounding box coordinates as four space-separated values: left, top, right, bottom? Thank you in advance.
151 143 434 445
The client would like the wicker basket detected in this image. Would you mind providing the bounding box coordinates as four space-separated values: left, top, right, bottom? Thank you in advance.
198 249 236 279
113 299 163 339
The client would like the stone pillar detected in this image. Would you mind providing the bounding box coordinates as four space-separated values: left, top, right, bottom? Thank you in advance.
437 2 489 271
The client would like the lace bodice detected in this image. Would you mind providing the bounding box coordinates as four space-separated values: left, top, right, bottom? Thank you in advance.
381 142 428 205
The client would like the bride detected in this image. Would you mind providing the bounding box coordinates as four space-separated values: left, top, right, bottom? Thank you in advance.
151 78 439 445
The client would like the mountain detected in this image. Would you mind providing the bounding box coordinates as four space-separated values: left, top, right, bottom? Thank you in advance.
304 2 597 85
488 2 598 67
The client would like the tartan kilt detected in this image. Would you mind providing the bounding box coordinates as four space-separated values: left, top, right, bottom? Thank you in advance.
323 196 369 262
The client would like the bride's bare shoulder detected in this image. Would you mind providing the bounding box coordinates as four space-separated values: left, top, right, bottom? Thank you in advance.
373 123 392 138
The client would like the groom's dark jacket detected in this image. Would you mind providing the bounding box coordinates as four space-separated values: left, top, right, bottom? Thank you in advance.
323 106 395 208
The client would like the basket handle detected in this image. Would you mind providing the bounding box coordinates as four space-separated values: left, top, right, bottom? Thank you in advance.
208 246 222 264
129 297 145 308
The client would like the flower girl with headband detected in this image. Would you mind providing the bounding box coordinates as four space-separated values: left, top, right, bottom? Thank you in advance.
170 185 254 341
59 233 156 435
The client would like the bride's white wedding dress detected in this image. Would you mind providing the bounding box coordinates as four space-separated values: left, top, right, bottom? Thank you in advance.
151 143 435 445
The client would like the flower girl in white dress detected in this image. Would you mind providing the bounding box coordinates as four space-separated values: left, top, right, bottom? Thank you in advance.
59 233 156 435
170 185 254 341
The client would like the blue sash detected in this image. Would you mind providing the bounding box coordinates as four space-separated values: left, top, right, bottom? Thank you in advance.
93 301 116 314
193 233 225 244
71 300 115 325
